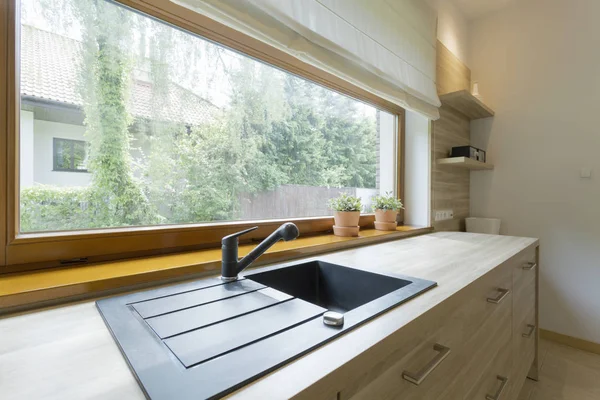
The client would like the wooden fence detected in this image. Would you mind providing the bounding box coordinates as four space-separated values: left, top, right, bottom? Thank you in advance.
239 185 377 220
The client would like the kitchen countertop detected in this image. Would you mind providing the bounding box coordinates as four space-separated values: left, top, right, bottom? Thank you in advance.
0 232 538 400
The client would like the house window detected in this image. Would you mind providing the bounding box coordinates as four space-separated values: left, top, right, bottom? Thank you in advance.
17 0 399 234
53 138 88 172
3 0 405 267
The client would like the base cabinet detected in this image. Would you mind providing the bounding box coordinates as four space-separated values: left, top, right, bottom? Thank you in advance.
510 249 538 398
343 245 539 400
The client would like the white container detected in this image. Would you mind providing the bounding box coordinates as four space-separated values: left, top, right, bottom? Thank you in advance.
466 217 501 235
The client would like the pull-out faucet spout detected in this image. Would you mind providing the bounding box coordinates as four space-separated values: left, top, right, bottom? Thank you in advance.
220 222 299 282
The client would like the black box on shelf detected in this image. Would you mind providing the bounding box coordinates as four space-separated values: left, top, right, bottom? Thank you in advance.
450 145 486 162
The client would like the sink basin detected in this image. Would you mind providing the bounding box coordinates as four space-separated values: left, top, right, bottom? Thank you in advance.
245 260 411 313
96 260 436 400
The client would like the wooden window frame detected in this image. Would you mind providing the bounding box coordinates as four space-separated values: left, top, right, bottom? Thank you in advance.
0 0 405 272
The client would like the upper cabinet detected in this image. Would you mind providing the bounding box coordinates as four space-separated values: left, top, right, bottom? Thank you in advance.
436 42 495 121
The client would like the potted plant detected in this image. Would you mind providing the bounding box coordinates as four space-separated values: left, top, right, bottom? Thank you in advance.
327 193 362 237
372 192 404 231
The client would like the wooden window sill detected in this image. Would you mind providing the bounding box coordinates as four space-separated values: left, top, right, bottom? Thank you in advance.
0 226 431 312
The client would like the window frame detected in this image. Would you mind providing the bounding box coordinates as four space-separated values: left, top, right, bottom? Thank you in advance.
52 138 89 173
0 0 406 271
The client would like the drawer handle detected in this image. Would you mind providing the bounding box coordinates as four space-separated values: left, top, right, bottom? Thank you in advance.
402 343 451 386
522 324 536 338
485 375 509 400
522 262 537 270
487 288 510 304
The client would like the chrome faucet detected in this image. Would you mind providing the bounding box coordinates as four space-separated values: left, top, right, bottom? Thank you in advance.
220 222 299 282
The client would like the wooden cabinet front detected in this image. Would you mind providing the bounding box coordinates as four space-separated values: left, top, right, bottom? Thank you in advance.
339 245 538 400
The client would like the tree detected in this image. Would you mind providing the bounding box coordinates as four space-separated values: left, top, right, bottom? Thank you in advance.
33 0 158 228
316 86 378 188
81 16 156 226
225 58 288 193
267 75 329 186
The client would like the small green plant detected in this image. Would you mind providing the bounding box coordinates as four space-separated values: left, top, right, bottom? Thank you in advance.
327 193 362 212
371 192 404 211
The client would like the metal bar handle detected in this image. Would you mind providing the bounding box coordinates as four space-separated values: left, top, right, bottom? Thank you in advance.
402 343 451 386
487 288 511 304
522 324 536 338
486 375 509 400
522 262 537 271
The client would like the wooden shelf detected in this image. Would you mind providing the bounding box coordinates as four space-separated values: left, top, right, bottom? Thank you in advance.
439 90 494 120
437 157 494 170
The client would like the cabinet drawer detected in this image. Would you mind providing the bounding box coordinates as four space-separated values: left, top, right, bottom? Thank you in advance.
511 307 536 398
339 291 468 400
464 336 513 400
514 307 536 363
513 262 536 334
460 260 513 345
512 248 536 295
460 283 512 398
513 279 535 333
346 327 465 400
343 285 478 400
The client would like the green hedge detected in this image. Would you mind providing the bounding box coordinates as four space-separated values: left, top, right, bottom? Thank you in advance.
20 185 163 232
20 186 95 232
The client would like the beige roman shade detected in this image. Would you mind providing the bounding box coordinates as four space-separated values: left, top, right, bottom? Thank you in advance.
174 0 441 119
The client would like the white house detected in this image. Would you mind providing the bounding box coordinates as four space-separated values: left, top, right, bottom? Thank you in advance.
19 25 218 189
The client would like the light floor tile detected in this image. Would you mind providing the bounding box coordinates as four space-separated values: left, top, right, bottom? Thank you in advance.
519 339 600 400
517 378 536 400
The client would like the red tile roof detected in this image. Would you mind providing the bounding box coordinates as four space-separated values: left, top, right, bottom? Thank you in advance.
21 25 219 125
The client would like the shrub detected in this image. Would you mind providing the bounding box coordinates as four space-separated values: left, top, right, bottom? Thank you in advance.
20 185 160 232
371 192 404 211
327 193 362 212
20 186 94 232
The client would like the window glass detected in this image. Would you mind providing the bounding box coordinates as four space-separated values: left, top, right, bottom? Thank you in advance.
19 0 397 233
53 138 88 172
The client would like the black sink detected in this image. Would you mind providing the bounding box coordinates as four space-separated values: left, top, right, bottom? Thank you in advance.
246 261 411 313
96 260 436 400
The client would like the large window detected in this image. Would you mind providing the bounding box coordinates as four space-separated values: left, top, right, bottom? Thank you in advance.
18 0 398 234
1 0 404 267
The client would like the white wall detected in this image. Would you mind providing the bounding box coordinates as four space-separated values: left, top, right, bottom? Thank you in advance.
33 119 91 187
469 0 600 343
404 110 431 227
379 111 396 196
20 110 35 188
427 0 471 66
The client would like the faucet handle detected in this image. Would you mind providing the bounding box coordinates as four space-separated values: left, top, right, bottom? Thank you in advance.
222 226 258 246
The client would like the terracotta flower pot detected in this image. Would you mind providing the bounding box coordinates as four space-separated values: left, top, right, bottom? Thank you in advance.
375 209 398 223
333 225 360 237
333 211 360 237
333 211 360 227
374 209 398 231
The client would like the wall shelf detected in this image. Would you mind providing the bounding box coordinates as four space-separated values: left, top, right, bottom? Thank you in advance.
439 90 494 120
437 157 494 170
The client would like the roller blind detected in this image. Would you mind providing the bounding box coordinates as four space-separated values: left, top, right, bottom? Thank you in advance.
174 0 441 119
